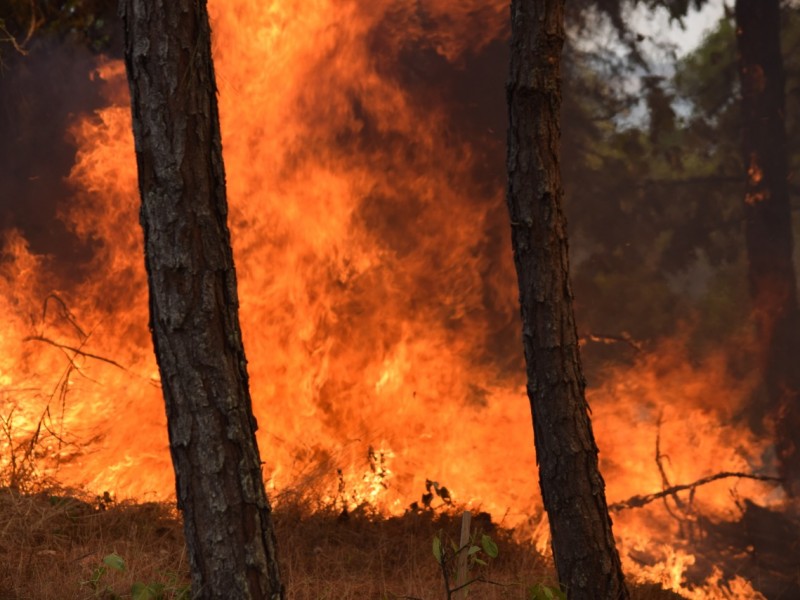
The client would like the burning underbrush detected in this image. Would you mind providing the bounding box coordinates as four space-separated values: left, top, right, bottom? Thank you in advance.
0 288 794 598
0 481 696 600
1 0 798 597
0 416 796 599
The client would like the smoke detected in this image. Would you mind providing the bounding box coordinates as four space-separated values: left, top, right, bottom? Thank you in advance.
0 38 115 278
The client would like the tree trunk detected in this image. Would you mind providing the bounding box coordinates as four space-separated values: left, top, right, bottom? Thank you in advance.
736 0 800 495
506 1 629 598
120 1 285 597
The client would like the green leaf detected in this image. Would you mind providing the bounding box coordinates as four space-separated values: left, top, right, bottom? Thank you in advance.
529 584 566 600
480 534 499 558
131 582 157 600
467 545 480 555
432 536 442 563
473 557 487 566
103 553 126 572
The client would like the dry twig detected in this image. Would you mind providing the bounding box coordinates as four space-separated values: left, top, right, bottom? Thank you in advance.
579 331 643 352
0 0 40 57
609 472 782 512
23 335 126 371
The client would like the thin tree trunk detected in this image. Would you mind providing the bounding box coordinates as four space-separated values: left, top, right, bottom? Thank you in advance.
506 1 629 598
736 0 800 495
120 1 284 597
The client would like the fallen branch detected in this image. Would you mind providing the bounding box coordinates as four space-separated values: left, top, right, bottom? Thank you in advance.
610 472 782 512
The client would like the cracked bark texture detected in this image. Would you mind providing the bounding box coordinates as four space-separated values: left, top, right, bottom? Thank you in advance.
736 0 800 495
120 1 284 597
505 1 629 598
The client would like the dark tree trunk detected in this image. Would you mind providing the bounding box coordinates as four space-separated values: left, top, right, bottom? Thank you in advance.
120 1 284 598
736 0 800 494
506 1 629 598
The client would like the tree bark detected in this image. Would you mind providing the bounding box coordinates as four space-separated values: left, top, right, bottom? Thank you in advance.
506 1 629 598
736 0 800 494
120 1 285 597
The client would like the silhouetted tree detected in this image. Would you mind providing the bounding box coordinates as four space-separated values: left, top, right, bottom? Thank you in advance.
736 0 800 494
120 1 284 597
506 1 630 598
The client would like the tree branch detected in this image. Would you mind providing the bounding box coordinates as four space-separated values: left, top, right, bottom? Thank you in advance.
609 472 782 512
0 0 40 56
579 332 643 352
23 335 127 371
41 294 87 340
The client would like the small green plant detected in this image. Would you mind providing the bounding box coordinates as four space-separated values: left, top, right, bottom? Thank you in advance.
429 518 565 600
528 582 566 600
432 529 499 599
82 552 190 600
83 552 126 598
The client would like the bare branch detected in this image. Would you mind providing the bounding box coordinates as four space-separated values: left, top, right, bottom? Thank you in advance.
0 0 41 57
23 335 127 371
654 413 686 516
579 332 643 353
41 294 88 340
609 472 782 512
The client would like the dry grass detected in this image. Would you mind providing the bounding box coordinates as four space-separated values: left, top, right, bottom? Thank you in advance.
275 500 553 599
0 488 187 599
0 486 684 600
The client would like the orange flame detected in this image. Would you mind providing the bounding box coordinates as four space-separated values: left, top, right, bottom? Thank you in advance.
0 2 780 597
746 153 767 204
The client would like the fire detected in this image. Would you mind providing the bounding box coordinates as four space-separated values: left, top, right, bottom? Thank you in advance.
746 153 767 204
0 1 782 598
593 333 774 598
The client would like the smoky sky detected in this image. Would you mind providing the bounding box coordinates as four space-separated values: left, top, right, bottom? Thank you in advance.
0 37 112 276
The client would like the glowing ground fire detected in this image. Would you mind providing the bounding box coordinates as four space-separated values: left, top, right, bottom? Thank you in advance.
0 1 781 598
